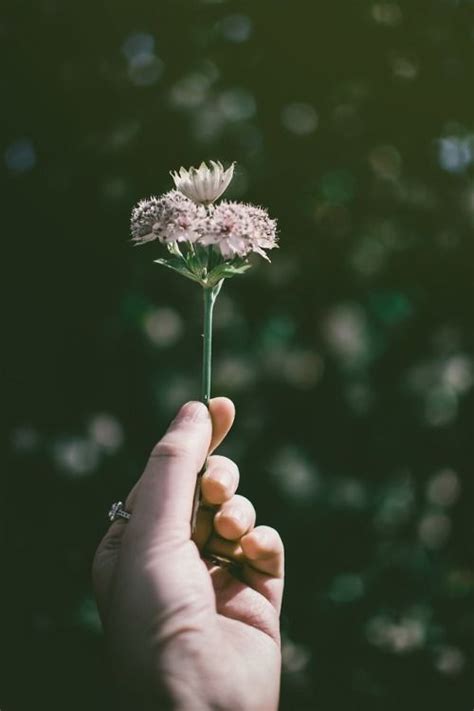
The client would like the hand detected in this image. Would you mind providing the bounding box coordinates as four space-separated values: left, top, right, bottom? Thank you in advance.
92 399 284 710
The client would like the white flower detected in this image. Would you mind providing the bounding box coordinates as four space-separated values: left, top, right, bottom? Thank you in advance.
170 160 235 205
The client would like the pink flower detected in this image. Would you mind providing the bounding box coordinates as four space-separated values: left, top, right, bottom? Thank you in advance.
201 201 278 260
131 190 207 245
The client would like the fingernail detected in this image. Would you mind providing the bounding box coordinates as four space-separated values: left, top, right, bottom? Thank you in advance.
175 401 209 424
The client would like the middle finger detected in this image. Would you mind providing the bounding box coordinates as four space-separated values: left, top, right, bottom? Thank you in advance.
213 494 256 540
201 455 240 506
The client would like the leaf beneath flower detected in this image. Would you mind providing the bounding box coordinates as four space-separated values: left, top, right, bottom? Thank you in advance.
153 258 204 285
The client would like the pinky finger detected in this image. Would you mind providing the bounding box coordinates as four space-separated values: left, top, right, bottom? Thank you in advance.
240 525 284 612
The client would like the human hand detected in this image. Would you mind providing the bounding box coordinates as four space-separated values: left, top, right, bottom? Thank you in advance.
92 399 284 710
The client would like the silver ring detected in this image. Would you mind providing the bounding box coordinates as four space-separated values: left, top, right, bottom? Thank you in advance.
108 501 131 522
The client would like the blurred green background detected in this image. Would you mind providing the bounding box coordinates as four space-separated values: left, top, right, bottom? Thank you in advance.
3 0 474 709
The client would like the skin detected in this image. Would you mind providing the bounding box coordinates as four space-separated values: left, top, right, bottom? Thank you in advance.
92 398 284 710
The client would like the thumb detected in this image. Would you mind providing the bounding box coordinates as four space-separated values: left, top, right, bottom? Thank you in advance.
125 401 212 546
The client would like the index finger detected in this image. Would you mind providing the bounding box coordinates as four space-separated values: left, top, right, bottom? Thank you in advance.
208 397 235 454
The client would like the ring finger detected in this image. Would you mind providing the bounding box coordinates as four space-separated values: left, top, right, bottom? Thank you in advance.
213 494 256 541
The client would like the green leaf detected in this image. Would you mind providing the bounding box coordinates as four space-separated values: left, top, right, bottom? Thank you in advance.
205 260 252 285
153 258 203 285
222 263 253 276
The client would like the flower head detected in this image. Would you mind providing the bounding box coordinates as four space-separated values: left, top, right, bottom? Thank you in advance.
131 190 207 245
170 160 235 205
130 196 164 244
201 201 278 260
130 162 278 287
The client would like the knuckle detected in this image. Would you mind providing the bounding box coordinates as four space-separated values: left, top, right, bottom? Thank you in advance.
219 494 256 521
101 526 125 552
150 437 193 462
205 456 240 492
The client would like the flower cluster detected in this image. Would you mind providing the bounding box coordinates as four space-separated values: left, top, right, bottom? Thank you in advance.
130 160 278 287
131 191 277 260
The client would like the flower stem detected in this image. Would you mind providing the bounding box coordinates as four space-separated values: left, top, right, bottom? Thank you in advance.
201 288 213 406
191 279 223 534
201 280 223 405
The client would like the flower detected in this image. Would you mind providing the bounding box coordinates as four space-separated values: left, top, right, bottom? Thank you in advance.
201 201 278 260
131 191 277 262
130 195 164 244
170 160 235 205
131 190 207 244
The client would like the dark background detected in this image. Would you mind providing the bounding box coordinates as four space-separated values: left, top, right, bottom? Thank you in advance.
3 0 474 709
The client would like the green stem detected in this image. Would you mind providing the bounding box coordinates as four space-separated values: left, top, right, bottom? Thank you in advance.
192 280 223 535
200 280 223 406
